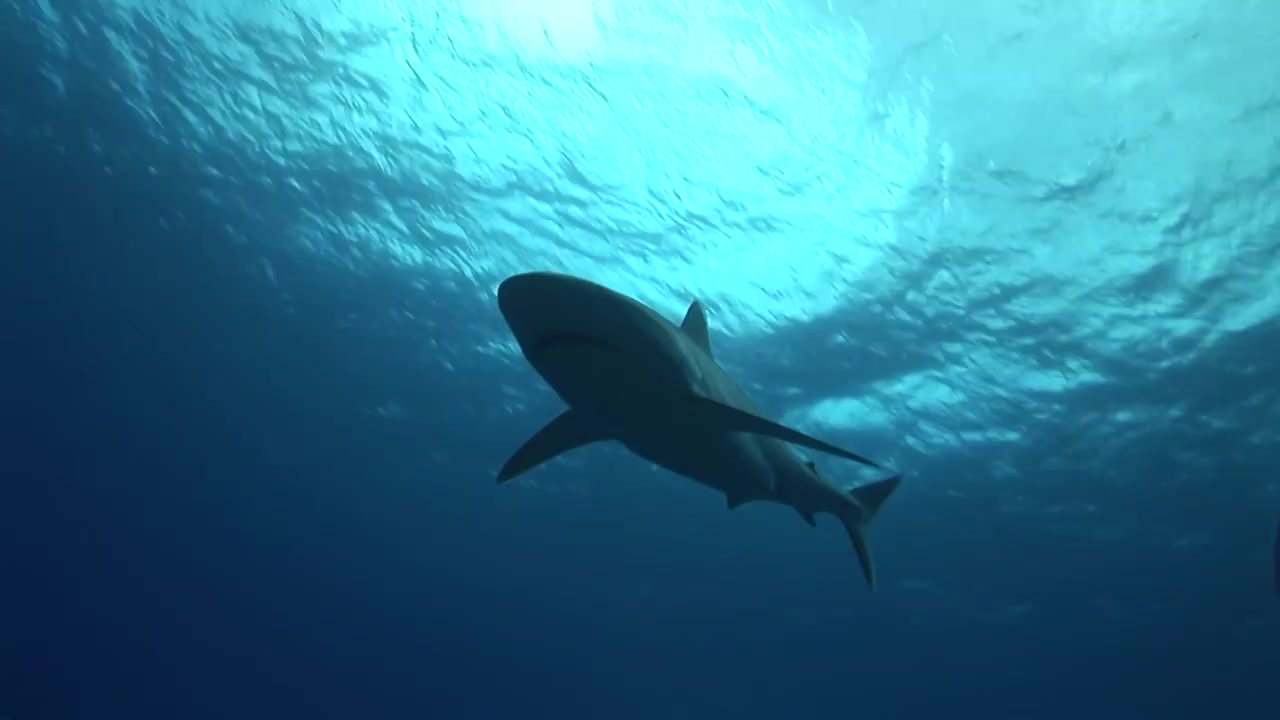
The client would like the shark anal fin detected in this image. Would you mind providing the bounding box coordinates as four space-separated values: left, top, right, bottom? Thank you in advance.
498 409 607 483
680 301 713 357
686 395 883 469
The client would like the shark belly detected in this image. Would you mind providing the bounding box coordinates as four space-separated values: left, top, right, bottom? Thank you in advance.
527 338 779 497
526 334 691 417
620 427 777 499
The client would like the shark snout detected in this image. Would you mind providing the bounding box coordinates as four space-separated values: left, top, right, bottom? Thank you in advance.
498 272 621 352
496 273 539 323
497 272 561 347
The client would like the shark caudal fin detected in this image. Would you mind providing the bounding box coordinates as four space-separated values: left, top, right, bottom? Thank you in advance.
838 473 902 592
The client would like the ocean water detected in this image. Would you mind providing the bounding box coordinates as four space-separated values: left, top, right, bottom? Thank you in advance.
2 0 1278 718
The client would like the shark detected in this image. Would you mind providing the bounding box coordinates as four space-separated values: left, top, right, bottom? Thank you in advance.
494 271 903 591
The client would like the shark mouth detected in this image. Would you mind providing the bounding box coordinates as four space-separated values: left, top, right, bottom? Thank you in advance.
529 333 620 358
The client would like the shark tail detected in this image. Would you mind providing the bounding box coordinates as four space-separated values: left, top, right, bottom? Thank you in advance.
839 473 903 592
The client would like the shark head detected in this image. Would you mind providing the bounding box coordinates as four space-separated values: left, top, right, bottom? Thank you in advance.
498 272 608 353
496 271 695 415
498 272 673 359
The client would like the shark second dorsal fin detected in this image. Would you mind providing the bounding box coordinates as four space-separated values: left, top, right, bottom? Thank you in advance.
680 301 713 357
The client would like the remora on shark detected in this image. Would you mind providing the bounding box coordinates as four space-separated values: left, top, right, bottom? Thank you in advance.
494 271 902 591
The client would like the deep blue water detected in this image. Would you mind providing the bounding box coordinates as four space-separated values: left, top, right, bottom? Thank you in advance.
3 1 1279 718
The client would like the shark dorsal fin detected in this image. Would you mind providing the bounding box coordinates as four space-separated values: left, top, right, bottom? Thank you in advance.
680 301 713 357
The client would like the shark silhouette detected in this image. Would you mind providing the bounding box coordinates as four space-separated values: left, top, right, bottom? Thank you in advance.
495 271 902 591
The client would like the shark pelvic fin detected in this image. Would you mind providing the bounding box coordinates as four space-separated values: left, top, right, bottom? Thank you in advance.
498 409 608 483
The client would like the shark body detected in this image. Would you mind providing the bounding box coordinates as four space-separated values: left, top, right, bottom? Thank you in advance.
494 271 902 590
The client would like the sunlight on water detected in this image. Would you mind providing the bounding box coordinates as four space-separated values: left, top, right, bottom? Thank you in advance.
31 0 1280 478
75 0 931 337
465 0 612 62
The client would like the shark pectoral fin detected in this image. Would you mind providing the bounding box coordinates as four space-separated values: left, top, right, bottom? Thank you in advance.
686 395 884 469
497 409 607 484
680 301 713 356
